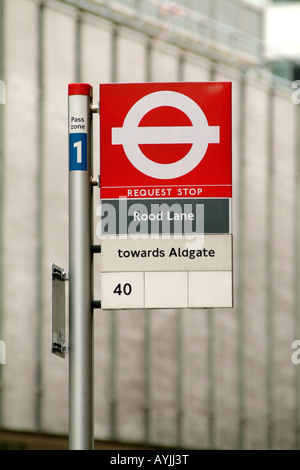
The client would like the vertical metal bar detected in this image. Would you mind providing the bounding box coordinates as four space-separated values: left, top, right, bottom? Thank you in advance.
143 36 153 444
109 23 118 440
237 71 246 449
145 38 152 83
110 309 117 441
175 52 184 449
177 52 184 82
0 0 5 427
266 86 274 450
35 0 45 433
111 25 118 83
294 102 300 449
176 309 183 447
207 63 216 450
75 8 82 82
207 310 215 448
144 309 151 444
68 83 94 450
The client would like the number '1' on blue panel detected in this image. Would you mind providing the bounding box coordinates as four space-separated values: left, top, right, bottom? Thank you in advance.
69 133 87 171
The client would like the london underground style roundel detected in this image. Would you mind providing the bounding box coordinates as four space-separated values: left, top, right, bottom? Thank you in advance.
99 82 232 199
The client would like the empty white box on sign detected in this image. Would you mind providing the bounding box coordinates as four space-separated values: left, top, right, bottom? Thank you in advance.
101 272 144 309
189 271 232 308
145 271 188 308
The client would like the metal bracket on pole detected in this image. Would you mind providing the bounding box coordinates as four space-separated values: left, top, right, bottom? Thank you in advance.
92 300 101 310
90 176 99 187
90 103 99 114
51 263 69 358
52 263 69 281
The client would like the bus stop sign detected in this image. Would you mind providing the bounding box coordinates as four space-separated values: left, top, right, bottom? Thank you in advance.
99 82 232 309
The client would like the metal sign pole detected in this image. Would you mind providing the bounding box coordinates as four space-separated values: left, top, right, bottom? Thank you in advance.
68 83 94 450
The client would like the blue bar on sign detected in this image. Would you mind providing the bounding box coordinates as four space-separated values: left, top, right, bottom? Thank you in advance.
69 133 87 171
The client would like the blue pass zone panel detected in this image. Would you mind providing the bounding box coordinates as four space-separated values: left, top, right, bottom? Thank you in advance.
69 133 87 171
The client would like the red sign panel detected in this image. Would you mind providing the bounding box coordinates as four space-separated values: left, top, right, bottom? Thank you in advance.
100 82 231 199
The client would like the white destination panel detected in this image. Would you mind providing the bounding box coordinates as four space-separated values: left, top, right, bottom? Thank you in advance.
100 234 232 272
100 270 233 309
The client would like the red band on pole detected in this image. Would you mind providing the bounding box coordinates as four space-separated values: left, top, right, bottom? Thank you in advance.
68 83 93 97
